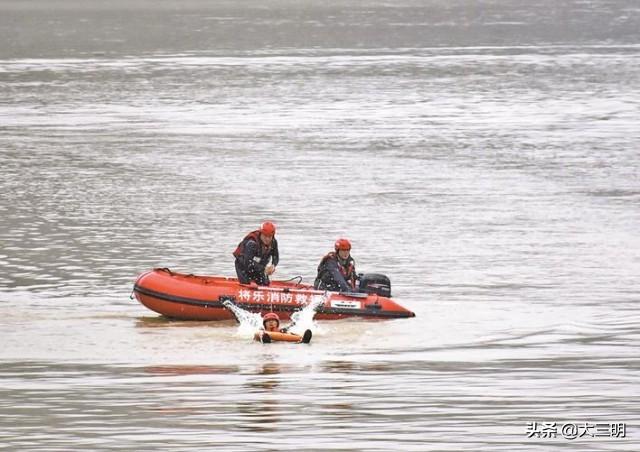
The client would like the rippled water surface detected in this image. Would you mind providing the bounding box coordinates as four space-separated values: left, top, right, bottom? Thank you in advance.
1 1 639 450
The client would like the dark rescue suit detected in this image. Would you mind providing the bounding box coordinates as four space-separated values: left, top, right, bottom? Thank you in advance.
233 230 279 286
314 252 356 292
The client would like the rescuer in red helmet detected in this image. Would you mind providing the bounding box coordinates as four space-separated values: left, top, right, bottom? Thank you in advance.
314 238 357 292
233 221 279 286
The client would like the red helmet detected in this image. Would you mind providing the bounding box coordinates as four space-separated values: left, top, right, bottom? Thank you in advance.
334 238 352 251
263 312 280 326
260 221 276 236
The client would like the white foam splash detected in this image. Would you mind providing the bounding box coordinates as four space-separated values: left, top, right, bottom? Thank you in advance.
222 294 327 337
287 294 327 335
222 300 263 338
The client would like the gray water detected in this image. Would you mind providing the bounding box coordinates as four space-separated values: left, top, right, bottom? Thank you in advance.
1 1 640 450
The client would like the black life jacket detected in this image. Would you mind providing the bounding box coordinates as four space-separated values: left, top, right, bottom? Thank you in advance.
233 230 272 259
318 251 356 289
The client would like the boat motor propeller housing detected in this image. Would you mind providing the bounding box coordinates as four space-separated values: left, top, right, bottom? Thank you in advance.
358 273 391 297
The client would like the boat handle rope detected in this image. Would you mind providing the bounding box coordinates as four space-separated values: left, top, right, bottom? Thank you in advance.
155 267 174 275
281 275 303 285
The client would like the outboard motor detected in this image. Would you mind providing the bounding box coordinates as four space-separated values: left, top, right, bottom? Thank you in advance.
358 273 391 297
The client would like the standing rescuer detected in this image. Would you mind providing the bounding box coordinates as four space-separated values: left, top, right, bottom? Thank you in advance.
233 221 279 286
314 238 357 292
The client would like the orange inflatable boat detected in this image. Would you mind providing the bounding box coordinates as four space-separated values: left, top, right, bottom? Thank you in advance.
132 268 415 321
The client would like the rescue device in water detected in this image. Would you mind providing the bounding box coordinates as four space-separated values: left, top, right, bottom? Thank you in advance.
132 268 415 321
255 329 313 344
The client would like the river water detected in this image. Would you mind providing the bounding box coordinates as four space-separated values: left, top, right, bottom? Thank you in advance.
1 1 639 450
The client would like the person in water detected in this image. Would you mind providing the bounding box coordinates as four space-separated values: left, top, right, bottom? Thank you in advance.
314 238 358 292
263 312 284 332
254 312 312 343
233 221 279 286
254 312 283 342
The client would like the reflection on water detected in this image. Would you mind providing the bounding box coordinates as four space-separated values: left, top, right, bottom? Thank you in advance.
2 358 637 450
257 362 284 376
135 317 238 329
144 364 241 376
